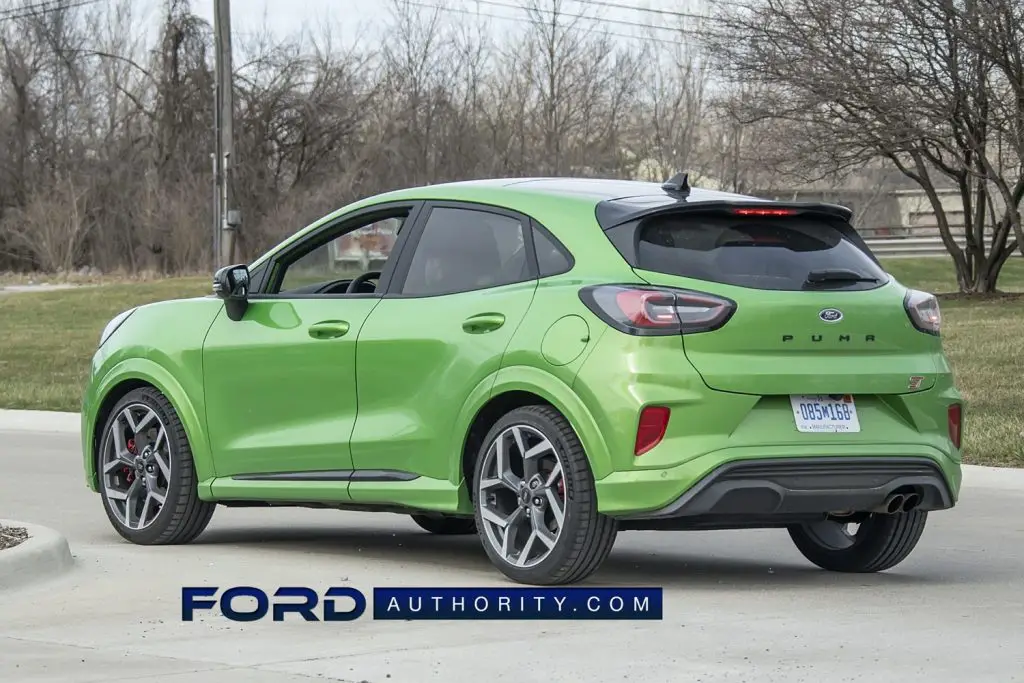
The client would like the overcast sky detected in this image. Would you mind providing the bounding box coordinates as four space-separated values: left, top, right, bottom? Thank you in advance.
133 0 707 51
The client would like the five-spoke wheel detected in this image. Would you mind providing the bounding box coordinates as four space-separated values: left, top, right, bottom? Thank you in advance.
473 405 618 585
101 403 172 531
97 387 215 545
478 423 566 568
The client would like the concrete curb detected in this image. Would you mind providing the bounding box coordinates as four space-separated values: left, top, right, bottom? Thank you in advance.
0 520 74 592
960 464 1024 490
0 409 80 434
0 408 1021 488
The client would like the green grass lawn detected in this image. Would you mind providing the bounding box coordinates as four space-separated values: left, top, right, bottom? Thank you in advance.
0 277 209 414
1 259 1021 466
882 256 1024 293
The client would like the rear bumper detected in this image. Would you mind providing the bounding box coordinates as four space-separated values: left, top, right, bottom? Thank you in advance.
595 445 961 524
615 456 952 522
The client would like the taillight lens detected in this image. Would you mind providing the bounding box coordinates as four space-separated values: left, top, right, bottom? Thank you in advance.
635 406 671 456
948 403 962 450
904 289 941 335
579 284 736 336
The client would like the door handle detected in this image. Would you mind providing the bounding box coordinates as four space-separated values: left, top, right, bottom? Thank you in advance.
308 320 350 339
462 312 505 334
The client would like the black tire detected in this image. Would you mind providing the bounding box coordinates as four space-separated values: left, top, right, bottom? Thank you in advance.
410 514 477 535
788 510 928 573
96 386 215 545
471 404 618 585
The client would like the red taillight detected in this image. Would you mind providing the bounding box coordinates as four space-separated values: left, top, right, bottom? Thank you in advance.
904 289 941 336
614 290 679 328
732 207 798 216
947 403 962 449
580 285 736 336
635 406 671 456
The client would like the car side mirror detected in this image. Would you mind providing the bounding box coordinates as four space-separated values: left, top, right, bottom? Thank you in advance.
213 263 250 321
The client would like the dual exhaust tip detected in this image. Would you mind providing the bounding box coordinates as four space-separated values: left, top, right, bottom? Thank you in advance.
873 491 922 514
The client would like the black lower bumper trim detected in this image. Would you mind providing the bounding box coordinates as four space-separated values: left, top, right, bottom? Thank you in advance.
615 457 955 523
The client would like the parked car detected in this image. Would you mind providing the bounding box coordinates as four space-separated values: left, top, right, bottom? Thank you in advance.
81 175 963 585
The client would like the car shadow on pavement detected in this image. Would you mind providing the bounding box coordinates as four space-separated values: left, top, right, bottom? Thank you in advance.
193 523 963 590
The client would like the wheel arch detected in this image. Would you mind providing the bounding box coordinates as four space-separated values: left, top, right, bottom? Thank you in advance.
85 359 215 497
454 365 613 497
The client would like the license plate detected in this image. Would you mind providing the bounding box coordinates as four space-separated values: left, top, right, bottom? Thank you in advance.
789 394 860 433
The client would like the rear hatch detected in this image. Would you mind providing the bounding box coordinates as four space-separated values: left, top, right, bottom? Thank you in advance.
602 203 942 397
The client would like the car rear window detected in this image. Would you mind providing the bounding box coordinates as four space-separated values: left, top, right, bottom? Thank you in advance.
622 212 889 291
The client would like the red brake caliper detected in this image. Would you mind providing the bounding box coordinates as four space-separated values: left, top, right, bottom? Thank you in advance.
124 438 137 482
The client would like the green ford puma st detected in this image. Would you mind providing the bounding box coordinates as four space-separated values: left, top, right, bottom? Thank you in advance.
81 175 963 585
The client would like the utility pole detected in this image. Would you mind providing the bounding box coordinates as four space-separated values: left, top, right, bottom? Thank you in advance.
213 0 239 268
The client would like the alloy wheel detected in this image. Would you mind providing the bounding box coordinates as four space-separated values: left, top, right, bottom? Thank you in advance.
477 424 566 568
100 403 171 531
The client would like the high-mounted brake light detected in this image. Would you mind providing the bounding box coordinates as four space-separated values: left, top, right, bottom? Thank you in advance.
732 207 798 216
579 284 736 336
904 289 941 335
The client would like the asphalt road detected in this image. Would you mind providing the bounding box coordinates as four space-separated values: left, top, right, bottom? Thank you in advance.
1 424 1022 683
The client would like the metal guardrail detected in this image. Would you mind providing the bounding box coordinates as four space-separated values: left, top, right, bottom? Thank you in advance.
865 236 963 258
864 233 1023 259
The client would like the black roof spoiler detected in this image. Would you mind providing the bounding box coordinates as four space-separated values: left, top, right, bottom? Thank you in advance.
595 198 854 231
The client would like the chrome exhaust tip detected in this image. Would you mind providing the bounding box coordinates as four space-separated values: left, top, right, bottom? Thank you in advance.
871 493 905 514
901 492 922 512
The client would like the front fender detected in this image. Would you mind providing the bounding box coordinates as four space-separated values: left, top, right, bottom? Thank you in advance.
449 365 613 485
82 357 215 499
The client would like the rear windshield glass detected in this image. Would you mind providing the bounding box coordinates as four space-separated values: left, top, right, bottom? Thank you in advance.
631 213 889 291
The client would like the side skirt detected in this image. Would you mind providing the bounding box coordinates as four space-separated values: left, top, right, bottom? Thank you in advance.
229 469 418 482
207 469 469 516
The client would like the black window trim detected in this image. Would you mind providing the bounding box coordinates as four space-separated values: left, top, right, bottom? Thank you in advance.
529 217 575 278
385 200 543 300
249 200 425 300
247 260 271 293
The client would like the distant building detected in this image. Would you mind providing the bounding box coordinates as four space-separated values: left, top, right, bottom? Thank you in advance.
329 218 400 270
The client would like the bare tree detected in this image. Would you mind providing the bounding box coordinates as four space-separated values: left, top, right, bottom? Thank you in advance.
706 0 1024 293
0 0 787 275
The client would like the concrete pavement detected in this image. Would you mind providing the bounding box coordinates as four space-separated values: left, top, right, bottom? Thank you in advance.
1 420 1023 682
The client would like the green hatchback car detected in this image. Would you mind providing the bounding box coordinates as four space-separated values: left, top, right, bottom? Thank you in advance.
81 175 963 585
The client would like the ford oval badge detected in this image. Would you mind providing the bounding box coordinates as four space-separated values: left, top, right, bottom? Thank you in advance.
819 308 843 323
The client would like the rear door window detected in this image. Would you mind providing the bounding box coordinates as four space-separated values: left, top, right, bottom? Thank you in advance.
399 207 531 296
629 213 889 291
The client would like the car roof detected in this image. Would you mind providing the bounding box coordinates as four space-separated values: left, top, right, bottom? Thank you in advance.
373 177 817 229
383 176 766 204
252 176 851 268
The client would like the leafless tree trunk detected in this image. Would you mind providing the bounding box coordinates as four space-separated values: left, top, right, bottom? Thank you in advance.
705 0 1024 293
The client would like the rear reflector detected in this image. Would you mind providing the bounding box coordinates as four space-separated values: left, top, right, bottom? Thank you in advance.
635 406 671 456
948 403 962 450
